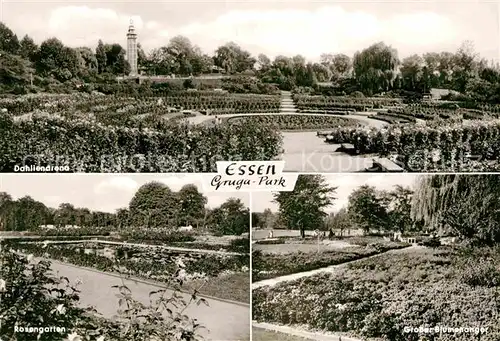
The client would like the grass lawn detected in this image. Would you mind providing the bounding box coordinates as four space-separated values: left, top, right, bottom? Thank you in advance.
253 327 315 341
189 272 250 303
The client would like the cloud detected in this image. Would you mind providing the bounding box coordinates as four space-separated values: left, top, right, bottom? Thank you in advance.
94 176 138 195
7 4 460 60
175 7 457 59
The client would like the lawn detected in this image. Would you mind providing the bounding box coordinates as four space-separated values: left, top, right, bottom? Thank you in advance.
253 240 357 255
253 327 315 341
252 240 408 281
189 272 250 303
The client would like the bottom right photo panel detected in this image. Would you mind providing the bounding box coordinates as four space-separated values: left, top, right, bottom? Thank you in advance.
251 174 500 341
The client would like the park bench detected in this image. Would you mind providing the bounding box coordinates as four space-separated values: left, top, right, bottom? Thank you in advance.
370 158 404 172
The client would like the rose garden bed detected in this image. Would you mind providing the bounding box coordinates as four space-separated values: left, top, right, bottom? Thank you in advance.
7 240 250 303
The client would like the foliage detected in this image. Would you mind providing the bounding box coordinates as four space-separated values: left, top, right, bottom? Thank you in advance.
0 111 283 172
207 198 250 236
273 175 336 237
323 120 500 171
227 115 358 130
412 175 500 244
253 247 500 341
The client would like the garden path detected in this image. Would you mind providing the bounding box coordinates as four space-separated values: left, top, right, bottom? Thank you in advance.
49 260 250 341
252 245 420 289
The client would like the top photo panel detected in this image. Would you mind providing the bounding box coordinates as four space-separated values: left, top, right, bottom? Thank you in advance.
1 1 499 173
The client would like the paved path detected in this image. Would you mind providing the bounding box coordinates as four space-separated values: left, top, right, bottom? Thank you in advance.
49 260 250 341
252 245 418 289
31 239 244 256
253 323 362 341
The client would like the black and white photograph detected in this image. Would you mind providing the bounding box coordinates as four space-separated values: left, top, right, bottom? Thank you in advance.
0 174 250 341
251 174 500 341
1 1 500 172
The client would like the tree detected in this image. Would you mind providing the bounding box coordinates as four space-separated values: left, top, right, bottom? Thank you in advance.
176 184 207 227
412 175 500 244
209 198 249 235
36 38 79 81
400 54 424 91
273 175 336 238
0 22 20 54
103 43 130 75
214 42 255 74
166 35 195 75
353 42 399 95
257 53 271 73
325 208 351 237
54 203 77 227
95 39 107 74
128 182 178 229
75 47 98 77
115 208 130 229
387 185 414 233
347 185 388 234
19 35 38 61
0 53 33 87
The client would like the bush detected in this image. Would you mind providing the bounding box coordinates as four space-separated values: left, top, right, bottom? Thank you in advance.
420 237 441 248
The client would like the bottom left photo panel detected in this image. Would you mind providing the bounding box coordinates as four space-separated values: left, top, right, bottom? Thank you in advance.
0 174 251 341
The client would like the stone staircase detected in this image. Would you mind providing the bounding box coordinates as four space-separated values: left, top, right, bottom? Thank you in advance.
280 91 297 113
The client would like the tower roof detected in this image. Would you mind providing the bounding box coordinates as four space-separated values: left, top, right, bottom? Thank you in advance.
127 19 137 36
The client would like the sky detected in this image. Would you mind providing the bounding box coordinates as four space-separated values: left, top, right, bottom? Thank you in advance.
0 174 249 213
1 1 498 62
251 173 421 213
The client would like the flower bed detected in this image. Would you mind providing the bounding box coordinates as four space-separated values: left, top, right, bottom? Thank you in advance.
0 92 281 117
293 95 402 112
253 247 500 341
324 120 500 171
369 113 415 124
0 113 283 172
252 242 407 281
8 240 250 302
227 115 359 130
163 93 280 114
387 104 496 120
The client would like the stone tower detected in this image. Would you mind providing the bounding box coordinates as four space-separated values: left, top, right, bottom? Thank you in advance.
126 19 138 76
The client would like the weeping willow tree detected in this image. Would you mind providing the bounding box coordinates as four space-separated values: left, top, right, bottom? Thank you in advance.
411 175 500 244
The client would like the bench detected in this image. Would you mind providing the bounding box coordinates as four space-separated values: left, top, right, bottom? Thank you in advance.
371 158 404 172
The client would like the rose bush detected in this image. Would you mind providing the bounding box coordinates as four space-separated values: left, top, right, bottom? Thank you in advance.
0 113 283 172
